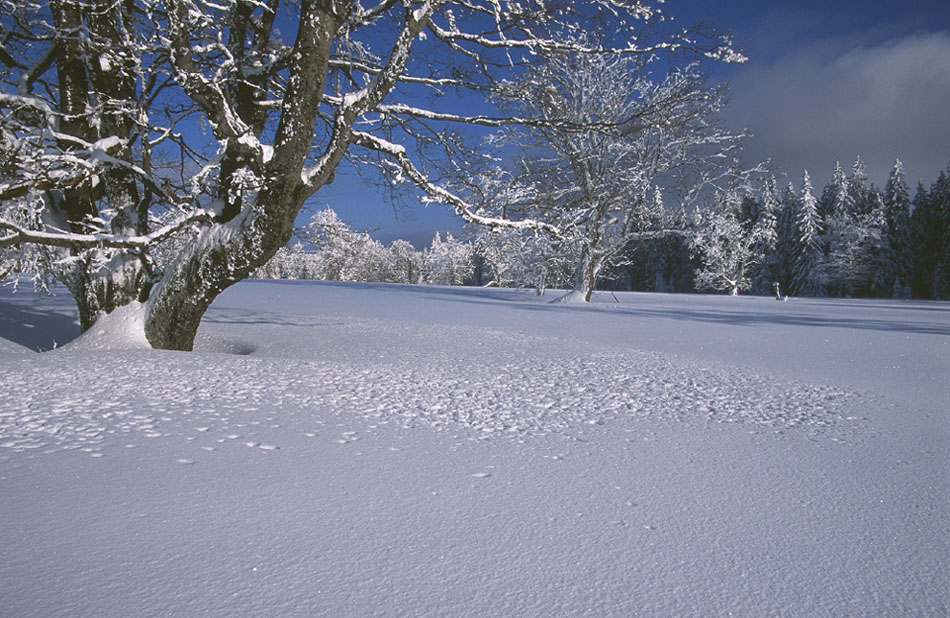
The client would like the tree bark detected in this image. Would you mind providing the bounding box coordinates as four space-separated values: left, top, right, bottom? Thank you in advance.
143 0 349 350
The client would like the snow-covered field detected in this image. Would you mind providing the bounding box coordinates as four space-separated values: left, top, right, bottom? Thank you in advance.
1 280 947 616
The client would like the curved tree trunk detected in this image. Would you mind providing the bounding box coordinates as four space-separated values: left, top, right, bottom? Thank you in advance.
143 186 303 350
143 0 349 350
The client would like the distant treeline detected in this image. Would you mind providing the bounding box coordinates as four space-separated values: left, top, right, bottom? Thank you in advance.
259 158 950 300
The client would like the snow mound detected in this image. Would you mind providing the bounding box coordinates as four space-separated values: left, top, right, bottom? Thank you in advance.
550 288 589 304
63 302 149 351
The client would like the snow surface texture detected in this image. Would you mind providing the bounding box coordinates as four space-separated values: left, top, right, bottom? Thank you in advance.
1 281 947 616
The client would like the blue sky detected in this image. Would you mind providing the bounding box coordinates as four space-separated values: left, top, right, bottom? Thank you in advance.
313 1 950 247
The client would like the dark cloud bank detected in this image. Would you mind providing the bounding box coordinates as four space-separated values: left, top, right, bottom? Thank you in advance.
723 31 950 188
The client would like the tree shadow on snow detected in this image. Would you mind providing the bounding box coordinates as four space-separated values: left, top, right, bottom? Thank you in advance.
504 296 950 337
0 298 80 351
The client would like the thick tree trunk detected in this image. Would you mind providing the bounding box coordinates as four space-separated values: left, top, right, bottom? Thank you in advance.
48 0 157 333
142 1 348 350
143 188 301 350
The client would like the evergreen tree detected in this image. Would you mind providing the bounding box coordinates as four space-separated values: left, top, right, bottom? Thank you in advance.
773 182 799 295
883 159 913 297
792 172 824 296
910 173 950 298
639 190 671 292
822 187 885 298
749 177 780 295
819 162 851 222
848 156 871 216
738 194 762 232
818 162 853 295
668 206 698 293
929 169 950 299
865 190 890 297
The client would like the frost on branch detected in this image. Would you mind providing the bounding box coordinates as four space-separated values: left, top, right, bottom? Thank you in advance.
469 38 753 302
690 193 768 296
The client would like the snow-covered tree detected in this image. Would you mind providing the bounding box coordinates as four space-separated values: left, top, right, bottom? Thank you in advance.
3 0 736 349
848 157 872 216
296 207 398 283
422 232 474 286
389 240 422 285
0 192 58 291
302 209 359 281
747 177 780 295
792 172 824 296
820 189 886 297
471 33 750 303
912 169 950 299
772 182 799 295
818 162 852 222
932 171 950 299
473 227 527 288
883 159 913 298
690 193 767 296
818 157 889 296
254 245 320 280
340 236 393 283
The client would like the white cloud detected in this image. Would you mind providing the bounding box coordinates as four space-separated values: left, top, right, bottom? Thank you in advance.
723 32 950 187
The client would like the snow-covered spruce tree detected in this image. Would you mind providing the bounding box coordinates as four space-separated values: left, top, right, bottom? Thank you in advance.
818 157 891 297
910 168 950 299
470 32 749 303
847 156 872 216
865 190 891 297
746 177 779 295
690 192 767 296
920 169 950 299
772 182 799 296
817 161 851 295
2 1 736 350
792 171 824 296
883 159 913 298
821 189 887 298
818 162 852 223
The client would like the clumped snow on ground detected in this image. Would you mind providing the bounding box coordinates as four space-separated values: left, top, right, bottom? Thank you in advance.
1 280 947 617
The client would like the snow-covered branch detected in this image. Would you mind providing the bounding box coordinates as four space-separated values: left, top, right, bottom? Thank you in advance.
0 210 213 251
350 130 559 236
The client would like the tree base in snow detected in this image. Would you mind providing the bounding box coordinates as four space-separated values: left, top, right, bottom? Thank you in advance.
551 289 590 304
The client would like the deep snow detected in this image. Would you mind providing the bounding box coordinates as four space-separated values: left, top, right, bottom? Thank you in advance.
1 280 947 616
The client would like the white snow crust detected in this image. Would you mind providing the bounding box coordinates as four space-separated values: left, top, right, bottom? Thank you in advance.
1 281 947 616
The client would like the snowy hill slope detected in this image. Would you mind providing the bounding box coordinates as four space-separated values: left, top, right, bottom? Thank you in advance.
1 281 947 616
